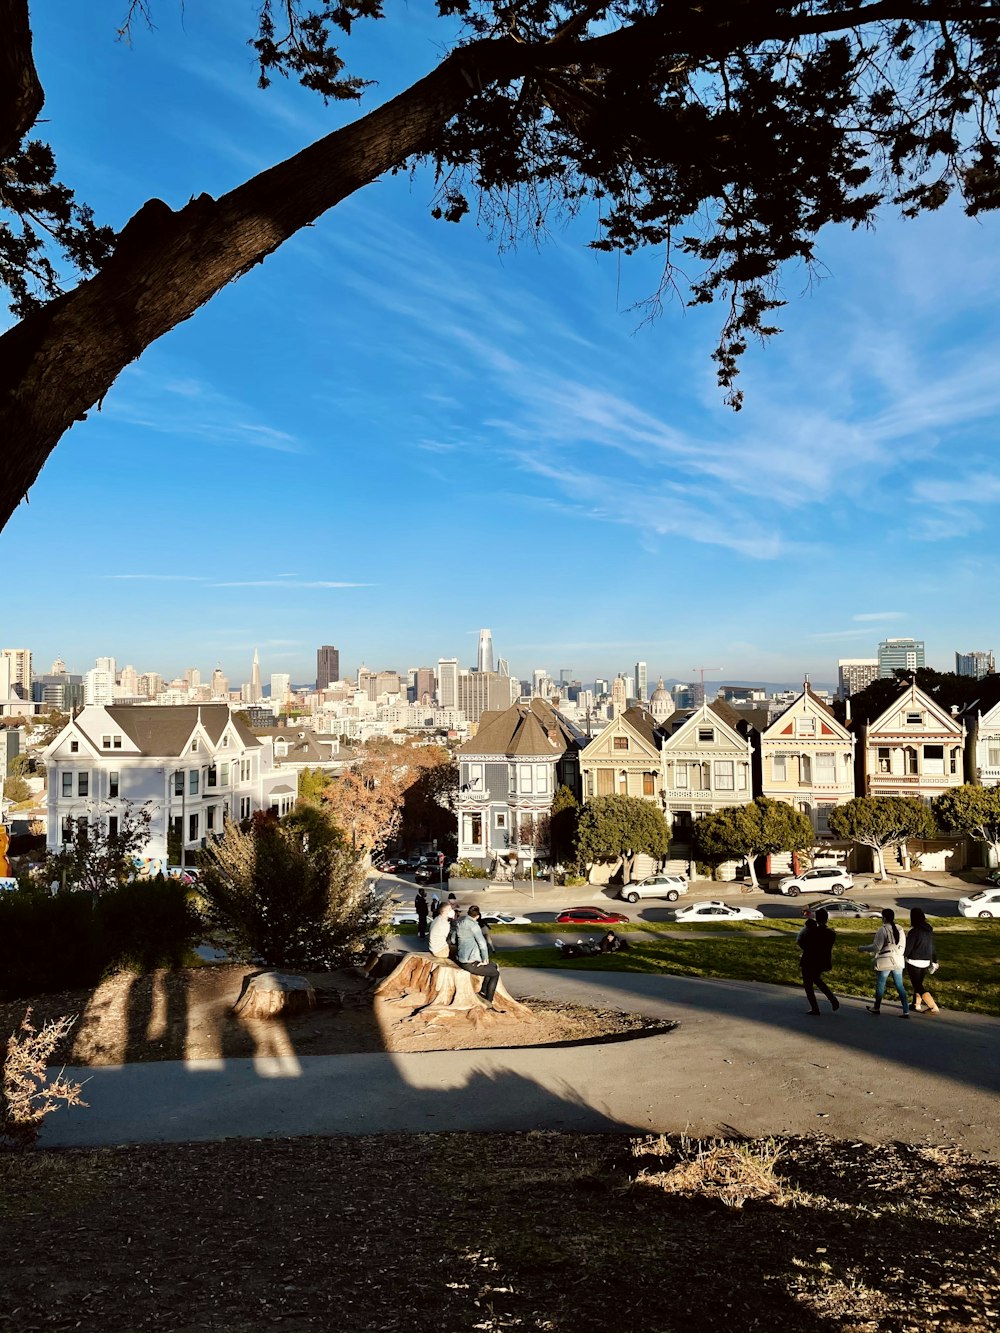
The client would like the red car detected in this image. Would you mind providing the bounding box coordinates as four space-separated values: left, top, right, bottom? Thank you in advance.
555 905 630 925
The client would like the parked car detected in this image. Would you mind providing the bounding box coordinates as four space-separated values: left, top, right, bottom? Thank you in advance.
618 873 689 904
801 898 882 920
555 905 630 925
375 858 400 873
671 900 764 922
776 867 853 897
480 911 532 926
958 887 1000 918
414 864 449 886
983 868 1000 886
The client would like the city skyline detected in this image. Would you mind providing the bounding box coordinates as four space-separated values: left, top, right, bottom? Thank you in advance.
2 8 999 683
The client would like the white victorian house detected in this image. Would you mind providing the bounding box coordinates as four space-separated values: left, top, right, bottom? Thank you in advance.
44 704 298 870
455 700 580 871
760 684 855 837
964 682 1000 788
861 682 965 802
659 701 754 837
579 706 663 804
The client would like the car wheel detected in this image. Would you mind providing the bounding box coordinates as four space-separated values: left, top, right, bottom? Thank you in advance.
666 890 679 902
832 885 845 896
980 911 994 918
787 886 800 897
627 892 639 904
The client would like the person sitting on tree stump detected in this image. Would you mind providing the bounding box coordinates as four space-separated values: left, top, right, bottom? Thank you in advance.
428 902 455 960
453 904 500 1007
469 904 495 955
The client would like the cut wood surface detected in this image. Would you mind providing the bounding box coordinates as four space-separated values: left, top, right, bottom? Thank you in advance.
373 953 532 1026
233 971 316 1020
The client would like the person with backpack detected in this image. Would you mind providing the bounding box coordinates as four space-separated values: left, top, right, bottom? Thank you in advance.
904 907 940 1013
797 907 840 1015
858 907 910 1016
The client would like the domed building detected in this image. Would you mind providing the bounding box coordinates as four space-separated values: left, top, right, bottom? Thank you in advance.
649 677 675 725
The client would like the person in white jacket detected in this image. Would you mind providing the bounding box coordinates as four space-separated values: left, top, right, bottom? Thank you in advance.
858 907 910 1016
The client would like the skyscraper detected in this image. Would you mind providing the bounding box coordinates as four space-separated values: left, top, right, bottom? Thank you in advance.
415 666 436 704
477 628 494 674
611 676 627 717
1 648 32 699
838 658 879 699
634 661 648 702
437 658 459 708
270 673 291 706
249 648 263 703
878 638 925 678
956 650 995 678
316 644 340 690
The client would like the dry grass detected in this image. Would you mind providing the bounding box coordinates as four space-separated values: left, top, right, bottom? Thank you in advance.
627 1132 787 1208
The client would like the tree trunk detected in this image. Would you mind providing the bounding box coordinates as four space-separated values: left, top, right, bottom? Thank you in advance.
373 953 532 1026
745 855 759 889
233 971 316 1019
874 845 888 879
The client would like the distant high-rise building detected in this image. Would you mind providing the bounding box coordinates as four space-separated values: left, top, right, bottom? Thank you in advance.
211 668 229 698
119 664 141 697
50 657 67 675
357 666 377 700
95 656 116 676
415 667 436 704
139 672 164 699
956 649 995 678
316 645 340 690
611 676 627 717
457 669 518 723
270 673 291 706
595 678 609 697
634 661 648 702
878 638 925 678
477 629 494 674
838 658 879 699
31 672 84 711
248 648 263 703
437 658 459 709
532 668 547 697
2 648 32 699
375 670 402 697
84 665 116 707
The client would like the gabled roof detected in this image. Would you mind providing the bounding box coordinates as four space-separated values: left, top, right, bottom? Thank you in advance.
80 704 260 756
580 706 662 760
459 698 578 758
620 705 662 749
660 700 751 751
763 683 851 742
866 681 964 737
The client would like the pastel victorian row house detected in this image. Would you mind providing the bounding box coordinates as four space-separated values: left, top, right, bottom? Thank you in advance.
455 699 580 872
44 704 298 870
962 676 1000 789
858 680 965 801
759 685 855 836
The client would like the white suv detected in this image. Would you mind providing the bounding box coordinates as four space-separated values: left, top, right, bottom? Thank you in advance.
776 867 853 897
619 873 689 904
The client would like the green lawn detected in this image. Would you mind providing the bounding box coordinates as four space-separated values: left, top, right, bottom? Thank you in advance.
494 917 1000 1018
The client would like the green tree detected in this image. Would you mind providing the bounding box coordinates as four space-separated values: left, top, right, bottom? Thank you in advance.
2 2 999 529
45 799 153 896
548 784 581 869
3 774 31 804
827 795 936 880
692 798 815 889
34 710 69 747
296 766 332 806
575 795 670 884
933 785 1000 868
197 805 387 968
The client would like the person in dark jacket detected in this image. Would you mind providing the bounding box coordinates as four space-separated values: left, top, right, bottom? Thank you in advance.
797 908 840 1015
904 907 939 1013
414 887 429 939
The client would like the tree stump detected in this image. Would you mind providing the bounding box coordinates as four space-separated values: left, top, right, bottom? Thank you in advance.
373 954 532 1027
233 971 316 1020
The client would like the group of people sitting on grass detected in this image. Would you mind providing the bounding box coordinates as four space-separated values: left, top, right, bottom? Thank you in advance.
415 887 501 1008
798 906 939 1018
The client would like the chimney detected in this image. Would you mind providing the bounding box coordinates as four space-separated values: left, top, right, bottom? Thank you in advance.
845 698 852 724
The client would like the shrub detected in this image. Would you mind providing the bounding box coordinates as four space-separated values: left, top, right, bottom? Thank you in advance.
450 860 488 879
562 873 587 887
2 1011 86 1150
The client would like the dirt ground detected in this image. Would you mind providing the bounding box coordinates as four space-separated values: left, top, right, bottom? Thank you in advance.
1 1131 997 1332
0 962 669 1066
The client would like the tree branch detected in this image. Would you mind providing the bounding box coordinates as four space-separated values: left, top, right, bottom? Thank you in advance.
0 0 44 159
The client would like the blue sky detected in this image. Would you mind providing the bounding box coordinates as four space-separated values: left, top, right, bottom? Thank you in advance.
3 3 998 691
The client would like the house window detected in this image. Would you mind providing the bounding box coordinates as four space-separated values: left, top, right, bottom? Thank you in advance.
113 735 121 749
102 735 111 749
800 755 812 784
643 772 655 796
109 771 119 798
715 760 734 790
61 772 72 797
189 770 199 795
221 735 229 747
613 736 629 751
220 762 230 787
904 746 918 775
174 772 184 795
78 772 89 797
519 766 533 793
70 740 79 753
698 727 715 743
597 767 615 795
207 805 215 831
950 748 959 774
189 813 199 841
463 812 483 846
989 745 1000 767
108 815 119 839
239 797 251 820
535 764 547 792
191 739 199 753
171 816 183 842
797 718 816 737
675 764 689 789
62 816 74 844
738 765 748 791
207 765 217 789
496 813 506 829
772 754 787 781
924 744 944 775
878 747 891 774
815 753 836 779
906 711 922 726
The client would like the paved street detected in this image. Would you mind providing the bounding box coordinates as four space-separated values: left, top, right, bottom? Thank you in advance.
41 966 1000 1158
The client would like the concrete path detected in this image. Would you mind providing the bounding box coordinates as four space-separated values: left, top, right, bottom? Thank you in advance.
41 970 1000 1157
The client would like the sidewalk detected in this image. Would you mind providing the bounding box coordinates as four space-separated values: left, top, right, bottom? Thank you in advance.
41 969 1000 1157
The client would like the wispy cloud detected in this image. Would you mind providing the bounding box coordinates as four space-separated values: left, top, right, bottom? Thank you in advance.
809 629 880 641
852 612 907 622
210 580 373 589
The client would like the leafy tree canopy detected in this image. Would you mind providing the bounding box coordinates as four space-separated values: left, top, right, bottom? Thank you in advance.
934 784 1000 860
576 793 670 882
692 796 814 887
827 794 936 877
45 798 153 895
1 1 998 528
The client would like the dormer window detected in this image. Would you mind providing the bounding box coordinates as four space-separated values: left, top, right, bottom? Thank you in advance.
102 735 111 748
221 735 229 748
698 728 715 743
70 740 79 753
613 736 629 751
191 739 199 753
113 735 121 749
905 711 922 726
797 718 816 737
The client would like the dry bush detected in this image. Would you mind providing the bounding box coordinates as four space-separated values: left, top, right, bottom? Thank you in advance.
2 1010 87 1150
627 1134 786 1209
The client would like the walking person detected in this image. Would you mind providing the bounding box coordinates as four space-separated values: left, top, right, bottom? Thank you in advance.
414 886 429 940
904 907 940 1013
797 907 840 1015
858 907 910 1017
